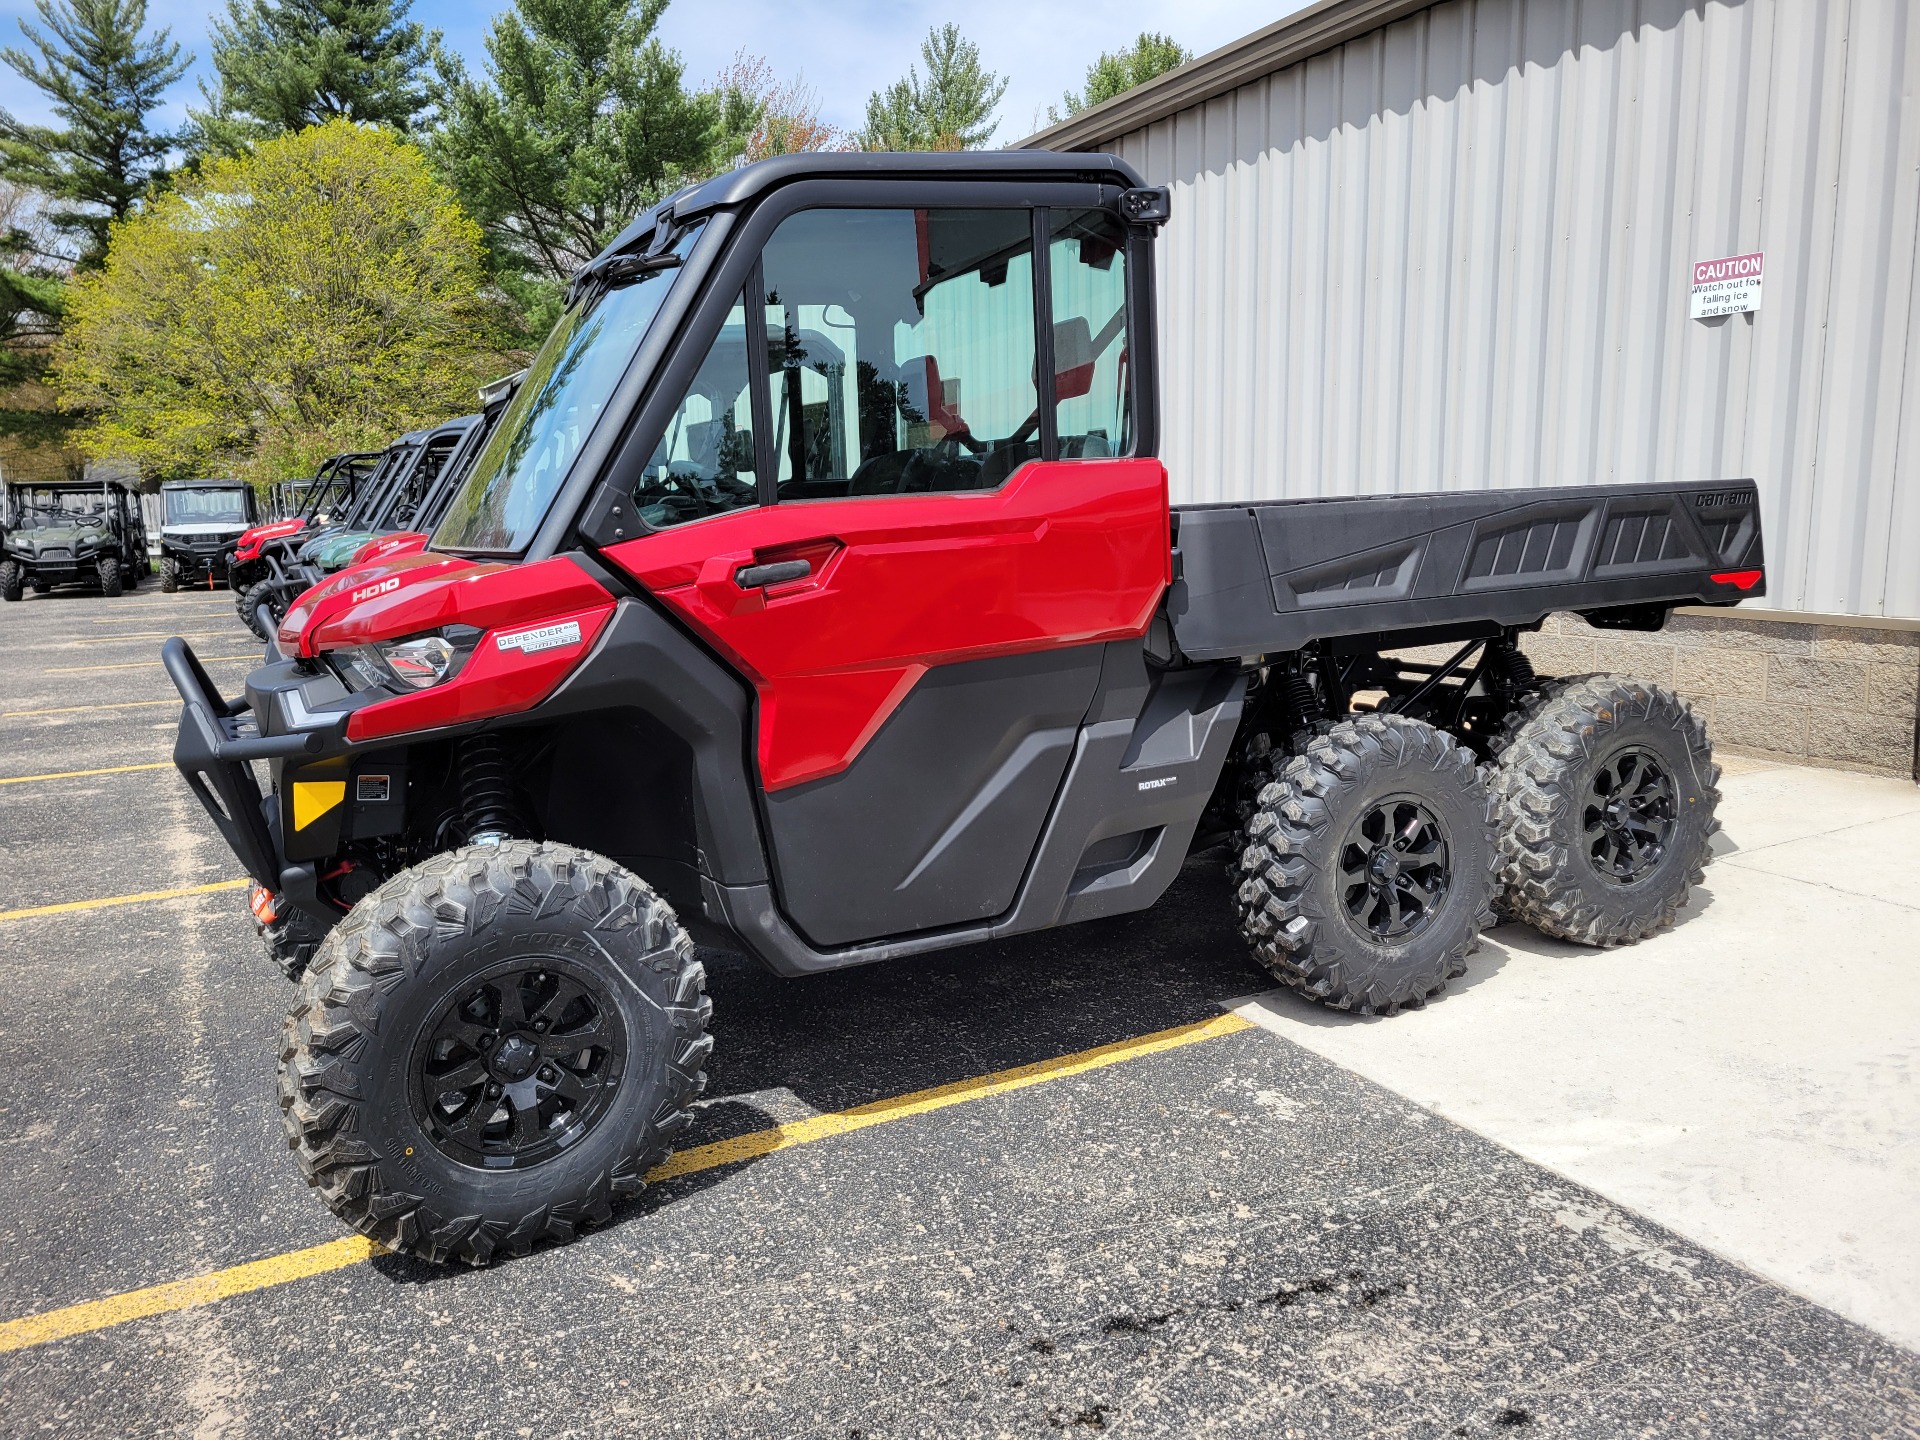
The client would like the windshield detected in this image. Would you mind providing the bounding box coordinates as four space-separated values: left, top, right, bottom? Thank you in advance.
433 224 705 554
18 489 107 524
165 487 250 525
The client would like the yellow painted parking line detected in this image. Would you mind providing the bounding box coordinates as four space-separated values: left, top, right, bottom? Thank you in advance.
650 1010 1254 1180
0 878 248 923
44 654 258 673
2 699 180 718
58 631 236 644
0 761 170 786
0 1237 384 1354
0 1011 1252 1353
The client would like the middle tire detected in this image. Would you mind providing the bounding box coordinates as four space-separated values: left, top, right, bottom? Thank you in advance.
279 841 712 1265
1234 714 1497 1015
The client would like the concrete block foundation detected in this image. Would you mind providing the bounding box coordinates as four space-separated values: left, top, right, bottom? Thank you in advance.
1520 611 1920 781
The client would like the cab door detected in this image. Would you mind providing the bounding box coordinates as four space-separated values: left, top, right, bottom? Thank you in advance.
604 201 1165 948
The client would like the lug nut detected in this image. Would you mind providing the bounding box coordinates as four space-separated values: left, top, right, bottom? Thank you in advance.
487 1083 502 1097
533 1019 548 1033
539 1066 555 1082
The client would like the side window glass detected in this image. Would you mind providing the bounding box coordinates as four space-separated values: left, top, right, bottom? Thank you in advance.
1048 210 1130 457
631 291 758 528
760 207 1039 498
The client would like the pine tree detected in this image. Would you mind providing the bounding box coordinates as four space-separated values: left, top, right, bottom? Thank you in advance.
1049 32 1190 126
0 0 190 267
858 24 1006 152
431 0 749 293
190 0 440 155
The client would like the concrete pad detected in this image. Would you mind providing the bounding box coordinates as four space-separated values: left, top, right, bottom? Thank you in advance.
1723 807 1920 911
1710 760 1920 852
1232 765 1920 1353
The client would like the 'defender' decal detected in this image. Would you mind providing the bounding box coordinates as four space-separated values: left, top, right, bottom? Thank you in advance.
495 620 583 655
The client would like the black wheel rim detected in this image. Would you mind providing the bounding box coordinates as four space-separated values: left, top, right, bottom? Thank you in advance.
410 961 628 1170
1339 795 1451 942
1584 745 1677 884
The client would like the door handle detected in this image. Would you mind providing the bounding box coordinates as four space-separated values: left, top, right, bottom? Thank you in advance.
735 559 811 589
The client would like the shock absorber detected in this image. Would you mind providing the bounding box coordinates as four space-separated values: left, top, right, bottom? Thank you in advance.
1488 635 1537 693
457 734 531 844
1280 663 1323 731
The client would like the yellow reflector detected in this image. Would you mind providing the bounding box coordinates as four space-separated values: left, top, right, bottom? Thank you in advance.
291 780 345 830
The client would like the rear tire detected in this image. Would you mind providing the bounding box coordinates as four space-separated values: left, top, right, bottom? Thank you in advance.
279 841 711 1265
160 557 179 592
1490 676 1719 946
1233 714 1497 1015
97 556 122 597
0 562 21 602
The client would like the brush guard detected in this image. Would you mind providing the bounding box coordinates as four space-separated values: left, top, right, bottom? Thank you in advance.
163 637 331 890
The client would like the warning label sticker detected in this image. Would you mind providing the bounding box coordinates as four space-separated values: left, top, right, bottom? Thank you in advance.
1690 252 1763 319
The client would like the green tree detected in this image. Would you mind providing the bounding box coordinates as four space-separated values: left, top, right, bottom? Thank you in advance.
0 0 190 267
0 183 79 474
1049 32 1190 125
432 0 752 301
858 24 1006 152
55 120 513 481
189 0 440 156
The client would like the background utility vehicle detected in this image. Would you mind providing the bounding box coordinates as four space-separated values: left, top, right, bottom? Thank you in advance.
230 451 382 636
2 479 148 599
158 479 259 591
168 152 1767 1266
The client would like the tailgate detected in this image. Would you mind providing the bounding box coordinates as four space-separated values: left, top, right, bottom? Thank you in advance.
1167 480 1764 660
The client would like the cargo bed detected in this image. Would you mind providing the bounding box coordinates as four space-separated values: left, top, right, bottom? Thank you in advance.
1166 479 1765 660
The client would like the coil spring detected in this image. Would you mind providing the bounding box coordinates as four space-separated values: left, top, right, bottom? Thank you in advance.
458 734 528 842
1490 639 1537 691
1281 666 1322 728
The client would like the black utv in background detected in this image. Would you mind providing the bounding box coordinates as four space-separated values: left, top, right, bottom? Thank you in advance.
159 479 259 591
1 480 148 600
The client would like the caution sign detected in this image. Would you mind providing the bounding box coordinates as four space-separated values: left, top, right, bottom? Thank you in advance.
1691 252 1763 319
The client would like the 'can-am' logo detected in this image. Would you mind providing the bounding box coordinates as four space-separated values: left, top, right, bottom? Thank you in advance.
350 576 401 604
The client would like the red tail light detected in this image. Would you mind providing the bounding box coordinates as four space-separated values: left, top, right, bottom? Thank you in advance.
1710 569 1764 591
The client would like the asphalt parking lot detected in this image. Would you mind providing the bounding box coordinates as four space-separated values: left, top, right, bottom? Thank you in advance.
1 585 1916 1438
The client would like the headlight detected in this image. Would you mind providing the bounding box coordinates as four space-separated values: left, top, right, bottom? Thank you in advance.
326 626 481 694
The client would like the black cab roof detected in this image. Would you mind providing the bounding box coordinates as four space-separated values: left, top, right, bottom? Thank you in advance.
590 149 1145 275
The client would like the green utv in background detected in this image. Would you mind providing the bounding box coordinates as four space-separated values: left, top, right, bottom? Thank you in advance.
0 480 148 600
158 479 259 591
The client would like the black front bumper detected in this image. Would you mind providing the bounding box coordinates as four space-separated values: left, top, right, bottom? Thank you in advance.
164 638 332 890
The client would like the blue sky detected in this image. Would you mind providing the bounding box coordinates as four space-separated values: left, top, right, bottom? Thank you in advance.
0 0 1309 145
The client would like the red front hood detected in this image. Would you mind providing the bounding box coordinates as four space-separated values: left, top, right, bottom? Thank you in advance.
235 517 306 561
352 530 429 567
277 551 611 658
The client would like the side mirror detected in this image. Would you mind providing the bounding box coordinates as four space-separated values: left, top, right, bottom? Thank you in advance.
1053 316 1097 401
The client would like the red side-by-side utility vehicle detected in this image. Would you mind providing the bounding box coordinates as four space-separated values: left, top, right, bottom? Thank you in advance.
167 152 1766 1264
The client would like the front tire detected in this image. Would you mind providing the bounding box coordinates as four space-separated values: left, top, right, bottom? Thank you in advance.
1234 714 1497 1015
0 562 21 602
279 841 712 1265
1490 676 1719 945
160 557 180 592
237 577 276 638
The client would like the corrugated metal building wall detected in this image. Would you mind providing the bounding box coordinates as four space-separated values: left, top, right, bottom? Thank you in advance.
1026 0 1920 622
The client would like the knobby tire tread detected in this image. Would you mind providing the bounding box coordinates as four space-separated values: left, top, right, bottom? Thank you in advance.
278 841 711 1265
